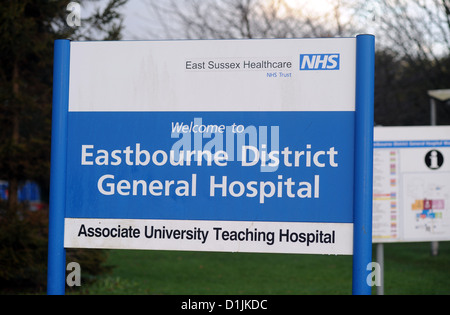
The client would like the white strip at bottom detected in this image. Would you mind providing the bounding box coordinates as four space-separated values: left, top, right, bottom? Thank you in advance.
64 218 353 255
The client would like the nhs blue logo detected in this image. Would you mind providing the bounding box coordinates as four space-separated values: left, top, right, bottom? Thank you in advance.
299 54 340 70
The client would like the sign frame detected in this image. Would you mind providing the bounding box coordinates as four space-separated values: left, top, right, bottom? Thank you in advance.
47 35 374 295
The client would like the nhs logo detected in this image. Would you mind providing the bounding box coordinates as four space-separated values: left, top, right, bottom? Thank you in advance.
300 54 340 70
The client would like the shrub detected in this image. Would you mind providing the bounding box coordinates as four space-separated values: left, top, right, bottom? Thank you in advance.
0 202 110 293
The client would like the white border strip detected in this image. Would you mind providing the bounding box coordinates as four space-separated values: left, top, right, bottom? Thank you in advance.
374 126 450 141
65 218 353 255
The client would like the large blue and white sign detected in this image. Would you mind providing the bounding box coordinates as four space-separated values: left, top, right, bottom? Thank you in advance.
61 39 357 255
48 36 374 295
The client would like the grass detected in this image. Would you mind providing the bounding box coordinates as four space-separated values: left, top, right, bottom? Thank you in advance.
380 242 450 294
71 242 450 295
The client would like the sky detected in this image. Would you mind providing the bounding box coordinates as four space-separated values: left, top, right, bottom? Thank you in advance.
81 0 448 57
83 0 345 40
120 0 154 39
81 0 150 39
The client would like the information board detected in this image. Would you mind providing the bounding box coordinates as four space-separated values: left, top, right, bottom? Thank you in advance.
373 126 450 242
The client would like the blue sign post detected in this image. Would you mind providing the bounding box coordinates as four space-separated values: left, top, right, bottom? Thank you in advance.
47 39 70 295
48 35 374 295
353 34 375 295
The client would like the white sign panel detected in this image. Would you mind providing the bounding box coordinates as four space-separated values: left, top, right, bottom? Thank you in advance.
68 39 356 112
373 126 450 242
65 219 353 255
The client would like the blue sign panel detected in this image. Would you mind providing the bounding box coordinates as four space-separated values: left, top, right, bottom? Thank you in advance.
65 111 354 223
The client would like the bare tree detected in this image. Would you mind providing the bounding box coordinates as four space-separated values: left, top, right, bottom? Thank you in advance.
143 0 358 40
352 0 450 59
141 0 450 58
351 0 450 125
137 0 450 125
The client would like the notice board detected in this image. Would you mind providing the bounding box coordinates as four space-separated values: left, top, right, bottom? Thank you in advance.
373 126 450 243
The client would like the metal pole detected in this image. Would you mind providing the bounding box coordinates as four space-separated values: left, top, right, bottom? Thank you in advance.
429 97 439 256
47 39 70 295
430 98 437 126
376 243 384 295
431 241 439 256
